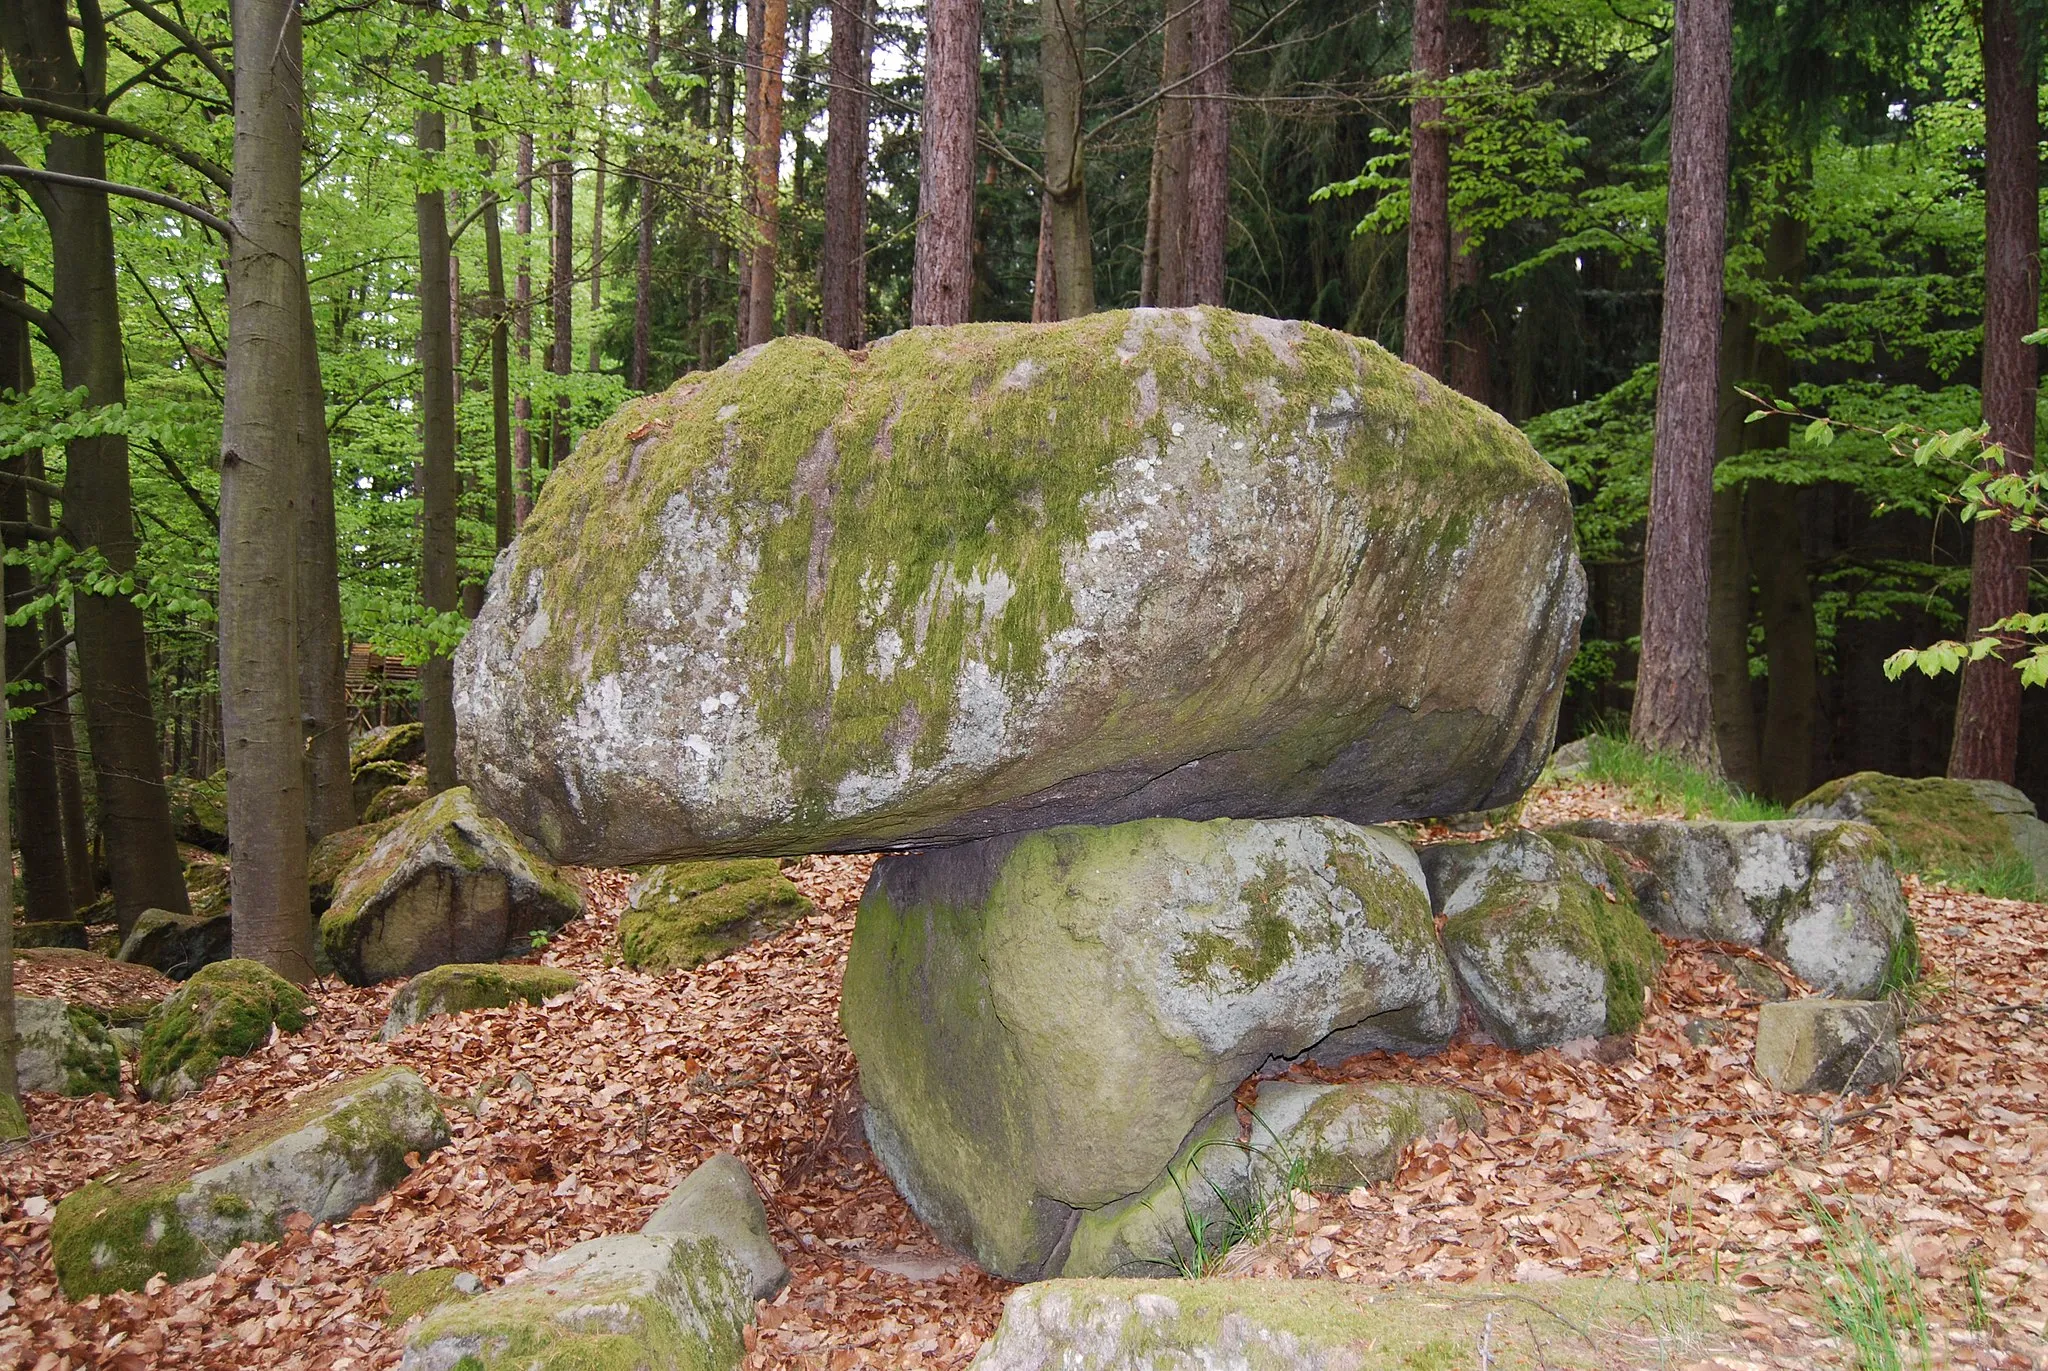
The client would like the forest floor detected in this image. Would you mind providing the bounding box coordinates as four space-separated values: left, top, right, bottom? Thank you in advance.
3 779 2046 1371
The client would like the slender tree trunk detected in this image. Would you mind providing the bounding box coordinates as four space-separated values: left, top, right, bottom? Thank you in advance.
473 36 516 549
1183 0 1229 304
515 125 536 524
912 0 981 325
1039 0 1094 318
1031 192 1059 321
743 0 788 347
822 0 872 347
1750 485 1815 803
1403 0 1448 377
222 0 313 979
1950 0 2037 783
705 0 740 361
295 278 353 839
589 96 607 372
634 0 662 387
39 469 93 913
0 601 15 1130
1708 288 1759 791
550 0 577 471
1443 10 1488 400
737 0 762 344
417 47 461 794
1628 0 1730 770
1144 0 1193 307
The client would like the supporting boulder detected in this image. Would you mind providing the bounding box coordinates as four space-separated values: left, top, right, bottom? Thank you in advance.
1753 999 1901 1095
618 859 814 973
318 786 584 986
15 996 121 1096
117 907 232 981
136 958 311 1102
353 722 426 769
352 759 414 820
52 1066 449 1296
381 962 579 1040
841 815 1457 1280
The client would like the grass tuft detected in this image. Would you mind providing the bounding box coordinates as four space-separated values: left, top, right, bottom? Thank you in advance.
1801 1193 1930 1371
1923 853 2044 903
1561 734 1787 822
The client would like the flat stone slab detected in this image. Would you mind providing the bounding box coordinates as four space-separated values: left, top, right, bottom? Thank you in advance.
1753 998 1901 1095
456 308 1583 865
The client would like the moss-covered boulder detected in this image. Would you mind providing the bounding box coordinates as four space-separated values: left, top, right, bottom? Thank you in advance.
352 721 426 769
184 852 231 921
455 309 1584 867
116 907 232 981
15 995 121 1096
1553 818 1911 999
1062 1080 1478 1278
309 816 402 913
51 1065 449 1296
13 920 87 949
380 962 580 1040
618 859 813 973
319 785 584 986
364 779 430 824
352 759 415 821
1422 830 1663 1049
1793 772 2048 893
167 770 229 851
136 958 311 1102
841 815 1457 1281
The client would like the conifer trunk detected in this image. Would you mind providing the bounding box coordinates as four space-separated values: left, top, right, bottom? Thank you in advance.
822 0 871 348
634 0 662 387
1038 0 1094 318
911 0 981 325
1144 0 1193 306
1403 0 1448 377
743 0 787 347
1183 0 1228 304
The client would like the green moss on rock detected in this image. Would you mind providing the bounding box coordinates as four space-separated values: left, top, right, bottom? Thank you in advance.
137 958 311 1102
376 1266 473 1326
309 817 403 911
1793 772 2019 873
352 722 426 769
352 760 415 820
0 1092 27 1142
618 860 813 974
167 771 229 851
382 962 580 1039
364 780 430 824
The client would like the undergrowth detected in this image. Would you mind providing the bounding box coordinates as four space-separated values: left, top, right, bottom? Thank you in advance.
1164 1115 1311 1278
1801 1193 1931 1371
1561 734 1788 821
1923 854 2044 903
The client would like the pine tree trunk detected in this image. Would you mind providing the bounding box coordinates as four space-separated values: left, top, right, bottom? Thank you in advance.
1444 11 1489 400
634 0 662 387
515 125 536 525
1403 0 1448 377
706 0 740 362
911 0 982 325
1039 0 1094 318
222 0 314 979
588 95 607 371
1145 0 1193 307
822 0 872 348
295 277 354 839
1182 0 1228 304
744 0 788 347
1949 0 2037 783
417 49 462 795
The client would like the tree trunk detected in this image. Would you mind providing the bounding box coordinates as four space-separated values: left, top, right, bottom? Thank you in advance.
1628 0 1730 771
1707 289 1759 792
743 0 788 347
550 0 577 473
634 0 662 387
417 49 461 795
1749 484 1815 803
1144 0 1193 307
222 0 314 979
295 277 353 839
822 0 872 348
1039 0 1094 318
38 468 94 913
588 96 607 372
1444 11 1488 401
911 0 981 325
1950 0 2037 783
473 39 515 550
0 599 14 1124
705 0 740 363
1403 0 1448 377
515 124 536 524
1182 0 1229 304
1031 192 1059 322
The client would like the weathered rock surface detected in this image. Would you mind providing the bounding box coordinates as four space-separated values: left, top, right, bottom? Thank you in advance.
1793 771 2048 891
381 962 580 1040
309 817 402 913
13 920 87 949
1420 831 1663 1049
1551 819 1911 999
364 780 431 824
353 722 426 769
137 958 311 1102
14 995 121 1096
619 859 814 973
167 770 229 851
52 1066 449 1295
1061 1080 1478 1278
456 309 1584 866
117 907 232 980
318 786 584 986
1708 952 1790 1001
841 815 1457 1280
401 1153 783 1371
352 759 415 820
1753 999 1901 1095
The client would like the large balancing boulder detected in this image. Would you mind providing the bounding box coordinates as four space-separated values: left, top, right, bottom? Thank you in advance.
456 309 1583 865
318 785 584 986
840 815 1457 1280
617 858 814 973
52 1066 449 1296
136 958 311 1102
1793 771 2048 892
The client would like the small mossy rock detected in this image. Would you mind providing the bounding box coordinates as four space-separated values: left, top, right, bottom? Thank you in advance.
377 1266 475 1327
364 780 431 824
353 722 426 769
167 770 229 851
1060 1081 1478 1278
842 815 1457 1281
185 858 231 923
1793 772 2047 892
455 309 1584 867
309 817 403 913
973 1277 1730 1371
0 1093 26 1142
14 995 121 1096
1707 952 1790 1002
381 962 580 1040
319 786 585 986
1753 999 1900 1095
51 1065 449 1296
1421 830 1663 1049
352 760 415 821
136 958 311 1102
117 907 232 981
13 920 87 949
1547 736 1594 779
640 1153 789 1301
618 859 814 973
1551 818 1909 999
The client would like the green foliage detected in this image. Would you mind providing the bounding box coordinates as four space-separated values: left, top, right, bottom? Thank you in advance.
1801 1193 1931 1371
1562 734 1788 822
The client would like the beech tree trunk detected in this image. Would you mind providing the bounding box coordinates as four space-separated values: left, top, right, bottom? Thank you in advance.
822 0 872 347
34 454 94 913
417 47 461 795
633 0 662 388
0 603 13 1120
1950 0 2037 783
1144 0 1193 307
295 279 353 839
1403 0 1448 377
550 0 576 471
222 0 313 979
473 39 515 550
1628 0 1731 770
515 124 536 525
912 0 981 325
1183 0 1228 304
1039 0 1094 318
743 0 788 347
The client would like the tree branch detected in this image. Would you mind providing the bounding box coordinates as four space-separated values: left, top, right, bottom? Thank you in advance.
116 0 234 100
140 438 221 531
0 164 230 238
0 94 232 192
0 290 66 351
0 468 66 502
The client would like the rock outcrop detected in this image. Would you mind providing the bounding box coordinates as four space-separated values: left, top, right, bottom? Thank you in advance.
117 907 232 980
1793 771 2048 892
52 1066 449 1295
381 962 580 1040
15 995 121 1096
318 786 584 986
840 815 1457 1280
353 722 426 769
456 309 1583 865
618 859 814 973
136 958 311 1102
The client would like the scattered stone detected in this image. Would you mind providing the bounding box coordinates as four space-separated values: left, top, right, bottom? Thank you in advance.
381 963 580 1040
841 815 1457 1280
12 920 87 950
1548 736 1594 778
401 1153 783 1370
1421 830 1663 1050
364 780 431 824
51 1066 450 1296
1708 952 1790 1001
1793 771 2048 891
309 817 402 913
166 770 229 851
318 786 584 986
116 907 232 981
1062 1080 1478 1278
456 310 1584 867
618 859 814 973
1684 1016 1740 1048
1753 998 1901 1095
1552 818 1911 999
352 760 415 820
14 996 121 1096
136 958 311 1102
353 722 426 769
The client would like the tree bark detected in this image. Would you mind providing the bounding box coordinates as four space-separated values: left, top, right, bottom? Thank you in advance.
911 0 981 325
704 0 740 364
1144 0 1193 307
473 38 515 550
1182 0 1228 304
417 46 461 795
1749 484 1815 803
222 0 313 979
515 123 536 524
821 0 871 348
1039 0 1094 318
1403 0 1448 377
1707 288 1759 791
588 94 607 372
1628 0 1730 771
1949 0 2037 783
550 0 576 472
743 0 788 347
633 0 662 388
295 275 353 839
40 476 93 913
1444 11 1488 400
0 597 13 1117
